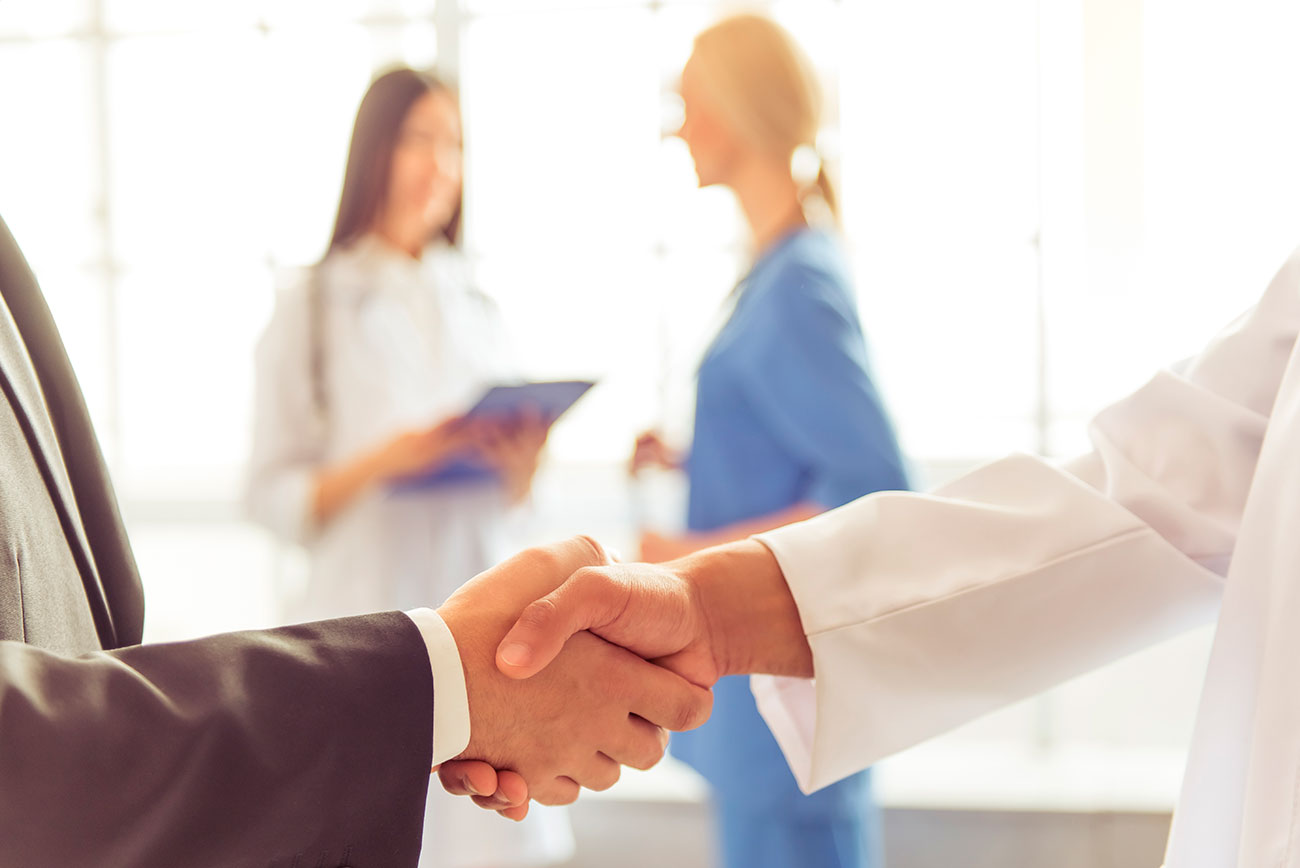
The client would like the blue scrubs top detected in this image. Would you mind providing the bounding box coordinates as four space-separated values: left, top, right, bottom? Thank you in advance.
672 227 909 819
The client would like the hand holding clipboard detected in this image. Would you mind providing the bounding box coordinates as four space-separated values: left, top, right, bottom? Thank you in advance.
391 380 595 491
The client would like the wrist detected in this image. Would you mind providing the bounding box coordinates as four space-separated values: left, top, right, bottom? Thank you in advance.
434 601 503 760
673 538 812 679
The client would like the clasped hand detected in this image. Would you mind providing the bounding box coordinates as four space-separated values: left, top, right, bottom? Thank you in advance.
436 535 806 820
433 536 718 819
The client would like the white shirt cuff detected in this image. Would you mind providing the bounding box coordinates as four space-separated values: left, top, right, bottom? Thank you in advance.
403 607 471 766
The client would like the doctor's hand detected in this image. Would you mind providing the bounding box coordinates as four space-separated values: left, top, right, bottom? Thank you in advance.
312 417 477 524
629 430 684 476
493 539 813 687
476 409 549 504
435 537 713 808
441 540 811 815
372 417 477 483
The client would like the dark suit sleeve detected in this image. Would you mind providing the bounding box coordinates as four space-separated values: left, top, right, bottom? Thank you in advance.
0 611 434 868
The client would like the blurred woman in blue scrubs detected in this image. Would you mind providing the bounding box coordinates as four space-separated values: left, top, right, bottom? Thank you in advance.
630 16 909 868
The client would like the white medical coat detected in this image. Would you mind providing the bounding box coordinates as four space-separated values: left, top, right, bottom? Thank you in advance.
755 247 1300 868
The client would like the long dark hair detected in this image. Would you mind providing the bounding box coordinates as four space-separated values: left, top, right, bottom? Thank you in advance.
325 67 462 258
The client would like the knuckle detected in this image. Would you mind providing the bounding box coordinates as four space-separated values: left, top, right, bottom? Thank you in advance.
629 733 668 771
594 766 622 791
571 565 623 604
571 535 609 566
687 692 714 730
530 547 564 576
669 705 696 733
670 694 710 732
516 596 561 631
569 565 607 594
534 779 579 806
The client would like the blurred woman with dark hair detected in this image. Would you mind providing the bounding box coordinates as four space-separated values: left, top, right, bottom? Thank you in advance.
245 67 572 868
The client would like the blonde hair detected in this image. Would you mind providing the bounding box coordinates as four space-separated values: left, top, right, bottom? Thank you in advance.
691 14 837 219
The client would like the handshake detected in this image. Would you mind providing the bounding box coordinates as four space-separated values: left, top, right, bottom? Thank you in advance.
430 535 814 819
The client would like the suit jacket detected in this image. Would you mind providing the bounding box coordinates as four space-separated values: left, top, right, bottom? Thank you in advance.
0 215 434 868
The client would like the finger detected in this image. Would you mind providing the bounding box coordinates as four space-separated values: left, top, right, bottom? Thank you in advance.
437 760 499 798
577 752 622 793
543 535 612 572
439 762 531 816
496 770 530 803
601 714 670 771
499 802 530 822
468 766 530 814
621 654 714 732
496 567 630 679
531 776 581 806
466 778 527 812
471 535 611 602
470 792 522 811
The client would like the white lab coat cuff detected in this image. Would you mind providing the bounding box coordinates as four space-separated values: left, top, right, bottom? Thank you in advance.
403 607 471 765
750 529 842 793
750 674 819 793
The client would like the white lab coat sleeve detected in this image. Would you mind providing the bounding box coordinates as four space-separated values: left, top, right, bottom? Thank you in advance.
243 285 326 546
752 248 1300 794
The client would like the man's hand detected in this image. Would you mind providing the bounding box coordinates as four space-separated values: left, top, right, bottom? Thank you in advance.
440 539 811 816
435 537 713 809
494 539 812 687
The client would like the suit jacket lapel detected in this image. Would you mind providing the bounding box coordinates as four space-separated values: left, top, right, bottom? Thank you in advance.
0 261 118 648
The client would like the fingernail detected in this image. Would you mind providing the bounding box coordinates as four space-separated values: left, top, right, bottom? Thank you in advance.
464 778 485 797
500 642 533 668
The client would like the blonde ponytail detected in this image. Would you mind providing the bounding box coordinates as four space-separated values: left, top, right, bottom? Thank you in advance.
692 14 834 221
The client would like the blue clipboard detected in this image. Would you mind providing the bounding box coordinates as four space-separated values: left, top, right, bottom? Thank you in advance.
463 379 595 423
391 380 595 492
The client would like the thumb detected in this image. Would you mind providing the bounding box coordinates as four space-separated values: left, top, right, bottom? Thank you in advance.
496 567 629 679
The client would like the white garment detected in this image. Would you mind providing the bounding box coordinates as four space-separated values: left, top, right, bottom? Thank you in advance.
405 607 472 766
753 246 1300 868
245 235 572 868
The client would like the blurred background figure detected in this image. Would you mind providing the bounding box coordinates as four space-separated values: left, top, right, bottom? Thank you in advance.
243 67 571 868
630 14 910 868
